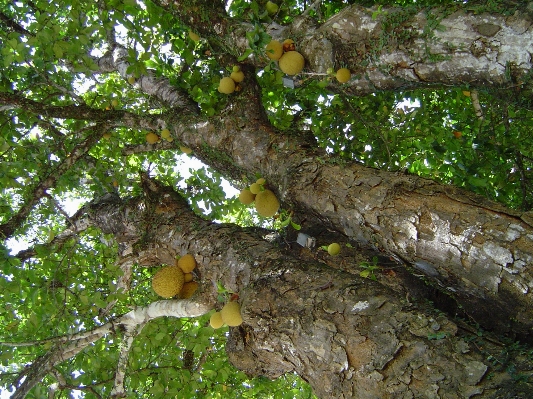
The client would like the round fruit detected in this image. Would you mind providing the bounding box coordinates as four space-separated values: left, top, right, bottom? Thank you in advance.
127 76 135 84
239 188 255 205
282 39 296 52
161 128 171 139
220 301 243 327
184 273 193 283
188 30 200 42
255 189 280 218
336 68 351 83
256 177 266 185
278 51 305 76
249 182 262 195
232 65 241 72
327 243 341 256
152 266 185 298
265 40 283 60
111 99 119 107
102 133 112 140
146 132 160 144
230 70 244 83
179 281 199 299
177 254 196 273
266 1 279 15
218 77 236 94
210 312 224 329
180 146 193 154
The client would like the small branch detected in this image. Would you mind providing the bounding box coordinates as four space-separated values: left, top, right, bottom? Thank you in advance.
110 324 145 398
470 89 484 120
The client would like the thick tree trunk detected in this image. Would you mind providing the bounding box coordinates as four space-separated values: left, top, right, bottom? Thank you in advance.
36 176 533 399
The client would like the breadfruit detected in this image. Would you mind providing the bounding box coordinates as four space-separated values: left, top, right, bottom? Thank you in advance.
177 254 197 273
282 39 296 52
210 311 224 329
152 266 185 298
265 40 283 60
161 128 171 139
256 177 266 185
233 65 241 72
218 77 235 94
278 51 304 76
127 76 135 84
146 132 160 144
255 189 279 218
179 281 199 299
184 273 194 283
336 68 351 83
220 301 243 327
230 70 244 83
249 182 262 195
239 188 255 205
266 1 278 15
328 243 341 256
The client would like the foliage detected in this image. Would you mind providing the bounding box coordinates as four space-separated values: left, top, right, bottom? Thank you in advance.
1 0 532 397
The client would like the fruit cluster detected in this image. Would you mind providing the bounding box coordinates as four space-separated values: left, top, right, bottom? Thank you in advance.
218 65 245 94
151 253 199 299
265 38 305 76
238 177 280 218
210 301 243 328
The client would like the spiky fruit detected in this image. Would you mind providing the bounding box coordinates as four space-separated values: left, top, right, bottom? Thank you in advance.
184 273 194 283
282 39 296 52
255 189 280 218
127 76 135 84
218 77 236 94
266 1 279 15
161 128 171 139
327 243 341 256
146 132 160 144
179 281 199 299
210 311 224 329
178 254 196 273
230 70 244 83
180 146 193 154
188 30 200 42
249 182 262 195
278 51 305 76
239 188 255 205
265 40 283 60
336 68 351 83
152 266 185 298
220 301 243 327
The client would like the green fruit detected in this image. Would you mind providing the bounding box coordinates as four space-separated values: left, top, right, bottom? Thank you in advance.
327 243 341 256
255 189 280 218
336 68 351 83
249 182 262 195
220 302 243 327
266 1 279 15
265 40 283 60
218 77 236 94
256 177 266 185
161 128 171 139
239 188 255 205
278 51 305 76
188 30 200 42
210 312 224 329
127 76 135 84
152 266 185 298
230 70 245 83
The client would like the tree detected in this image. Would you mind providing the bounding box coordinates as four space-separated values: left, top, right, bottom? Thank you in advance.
1 0 533 398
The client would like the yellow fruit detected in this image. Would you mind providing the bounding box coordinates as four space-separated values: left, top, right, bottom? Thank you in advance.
210 311 224 329
180 146 193 154
189 31 200 42
327 243 341 256
152 266 185 298
127 76 135 84
265 40 283 60
232 65 241 73
230 70 244 83
220 302 243 327
278 51 305 76
256 177 266 185
179 281 199 299
111 99 119 107
218 77 236 94
184 273 193 283
255 189 279 218
282 39 296 52
177 254 197 273
462 90 471 97
239 188 255 205
249 182 262 195
266 1 279 15
336 68 351 83
161 128 171 139
146 132 160 144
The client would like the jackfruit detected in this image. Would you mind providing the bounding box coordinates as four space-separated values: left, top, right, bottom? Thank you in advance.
249 182 262 195
220 301 243 327
179 281 199 299
178 254 196 273
230 70 244 83
239 188 255 205
266 1 278 15
265 40 283 60
146 132 160 144
188 31 200 42
184 273 194 283
278 51 304 76
255 189 279 218
256 177 266 185
327 243 341 256
336 68 351 83
210 311 224 329
180 146 193 154
161 128 171 139
218 77 235 94
152 266 185 298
